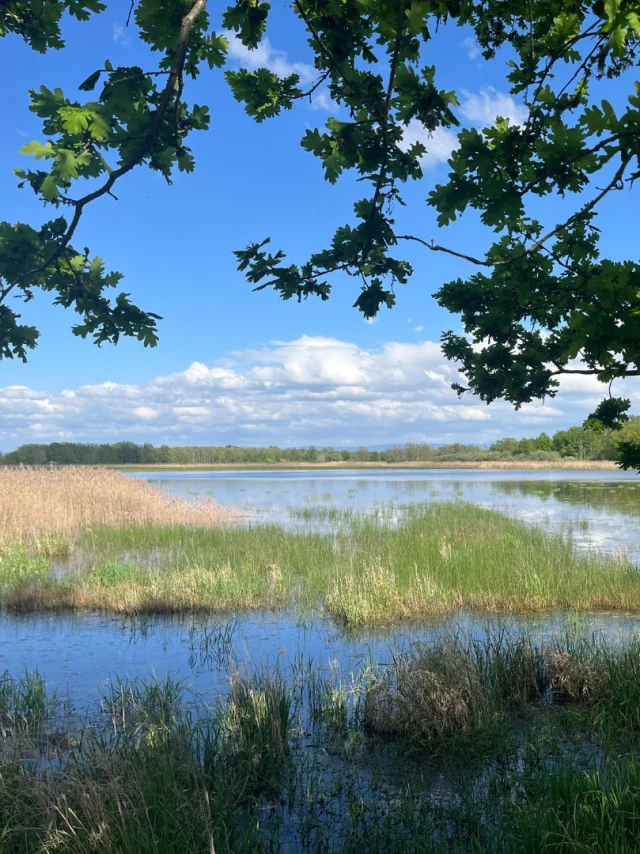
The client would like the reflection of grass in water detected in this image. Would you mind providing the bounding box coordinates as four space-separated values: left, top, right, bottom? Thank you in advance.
289 505 351 523
4 632 640 851
304 492 333 504
3 502 640 623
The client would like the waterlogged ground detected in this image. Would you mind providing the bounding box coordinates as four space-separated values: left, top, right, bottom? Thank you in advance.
130 467 640 559
5 609 640 707
3 468 640 694
4 472 640 849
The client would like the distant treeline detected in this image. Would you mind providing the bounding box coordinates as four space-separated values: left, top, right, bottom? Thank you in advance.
2 422 638 465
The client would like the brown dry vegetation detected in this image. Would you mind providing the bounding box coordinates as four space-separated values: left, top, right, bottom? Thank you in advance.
0 466 235 546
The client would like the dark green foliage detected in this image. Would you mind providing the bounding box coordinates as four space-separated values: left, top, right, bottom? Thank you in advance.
229 1 640 443
0 424 622 465
4 0 640 464
0 0 105 52
1 0 283 359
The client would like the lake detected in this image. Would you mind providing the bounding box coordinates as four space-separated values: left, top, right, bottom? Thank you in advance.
2 467 640 702
130 467 640 559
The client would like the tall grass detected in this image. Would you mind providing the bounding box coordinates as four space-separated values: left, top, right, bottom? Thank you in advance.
0 466 234 548
3 502 640 621
0 670 291 853
3 635 640 851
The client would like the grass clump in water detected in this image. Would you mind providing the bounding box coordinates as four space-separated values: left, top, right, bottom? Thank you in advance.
3 635 640 851
4 502 640 623
364 632 544 752
0 669 292 853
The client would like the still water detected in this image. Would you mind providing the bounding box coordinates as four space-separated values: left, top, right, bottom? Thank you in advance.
4 468 640 701
131 468 640 558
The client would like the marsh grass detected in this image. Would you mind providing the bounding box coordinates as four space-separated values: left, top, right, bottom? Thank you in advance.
3 502 640 621
0 669 292 853
4 635 640 851
0 466 234 548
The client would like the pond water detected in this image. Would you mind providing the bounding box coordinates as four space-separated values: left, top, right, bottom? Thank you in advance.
4 468 640 708
4 609 640 711
129 468 640 559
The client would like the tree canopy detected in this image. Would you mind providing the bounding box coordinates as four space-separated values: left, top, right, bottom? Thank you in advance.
3 1 640 464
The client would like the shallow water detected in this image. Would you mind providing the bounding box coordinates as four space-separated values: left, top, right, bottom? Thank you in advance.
3 609 640 709
129 468 640 559
3 468 640 710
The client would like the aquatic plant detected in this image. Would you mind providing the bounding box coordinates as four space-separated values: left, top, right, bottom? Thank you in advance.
3 502 640 623
0 466 235 546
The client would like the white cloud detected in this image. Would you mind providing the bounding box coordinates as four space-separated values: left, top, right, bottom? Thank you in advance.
134 407 158 420
461 37 481 60
401 86 528 168
459 86 528 128
1 336 636 450
402 122 459 167
225 34 335 111
112 24 131 46
412 325 424 333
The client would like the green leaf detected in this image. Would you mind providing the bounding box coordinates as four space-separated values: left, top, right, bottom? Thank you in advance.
79 69 102 91
604 0 620 25
40 175 58 200
19 140 55 160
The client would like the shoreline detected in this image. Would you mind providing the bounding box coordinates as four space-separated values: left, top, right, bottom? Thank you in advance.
112 460 621 472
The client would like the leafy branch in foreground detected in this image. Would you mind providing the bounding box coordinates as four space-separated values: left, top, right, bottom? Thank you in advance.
234 0 640 448
1 0 318 359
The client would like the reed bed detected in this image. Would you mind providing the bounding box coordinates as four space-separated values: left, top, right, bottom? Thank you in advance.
0 466 235 547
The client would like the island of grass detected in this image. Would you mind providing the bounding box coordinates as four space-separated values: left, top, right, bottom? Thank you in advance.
2 466 640 852
1 467 638 620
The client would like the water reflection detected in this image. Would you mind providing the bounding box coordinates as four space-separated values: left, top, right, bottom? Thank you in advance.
129 468 640 560
4 609 640 708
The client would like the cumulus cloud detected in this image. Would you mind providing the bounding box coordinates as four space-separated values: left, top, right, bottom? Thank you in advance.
461 36 481 60
1 336 637 450
458 86 528 128
225 34 335 111
401 123 460 167
401 86 528 168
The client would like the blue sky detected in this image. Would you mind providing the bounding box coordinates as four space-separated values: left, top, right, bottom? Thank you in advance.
1 4 638 450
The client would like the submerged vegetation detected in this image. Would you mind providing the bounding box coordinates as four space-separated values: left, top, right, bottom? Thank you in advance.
3 631 640 851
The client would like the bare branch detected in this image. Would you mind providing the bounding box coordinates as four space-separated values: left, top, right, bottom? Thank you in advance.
549 367 640 377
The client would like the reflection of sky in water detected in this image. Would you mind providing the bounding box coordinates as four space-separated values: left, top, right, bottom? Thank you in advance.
129 468 640 560
4 609 640 712
3 469 640 704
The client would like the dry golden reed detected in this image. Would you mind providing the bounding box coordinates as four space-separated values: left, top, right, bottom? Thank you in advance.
0 466 235 545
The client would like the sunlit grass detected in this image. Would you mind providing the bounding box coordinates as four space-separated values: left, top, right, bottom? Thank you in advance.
1 502 639 622
0 466 235 548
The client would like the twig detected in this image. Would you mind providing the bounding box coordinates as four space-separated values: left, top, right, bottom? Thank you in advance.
395 151 632 268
